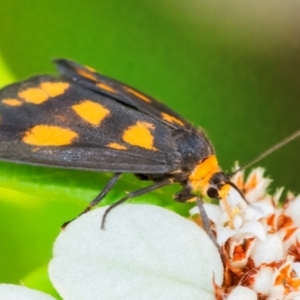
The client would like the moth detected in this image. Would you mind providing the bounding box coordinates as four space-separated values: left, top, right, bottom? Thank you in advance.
0 59 298 239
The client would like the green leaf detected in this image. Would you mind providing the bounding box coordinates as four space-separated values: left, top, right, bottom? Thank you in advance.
21 265 61 300
0 54 14 87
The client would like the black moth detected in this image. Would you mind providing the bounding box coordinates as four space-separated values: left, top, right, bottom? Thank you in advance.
0 59 298 240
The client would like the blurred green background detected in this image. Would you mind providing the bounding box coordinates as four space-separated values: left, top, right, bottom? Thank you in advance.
0 0 299 297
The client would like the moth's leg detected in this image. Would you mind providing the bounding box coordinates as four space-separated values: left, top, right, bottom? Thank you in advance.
62 173 122 229
101 178 172 229
196 197 220 252
85 173 122 210
175 189 220 251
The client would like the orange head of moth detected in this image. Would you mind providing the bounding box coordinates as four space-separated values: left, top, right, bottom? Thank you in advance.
188 155 240 227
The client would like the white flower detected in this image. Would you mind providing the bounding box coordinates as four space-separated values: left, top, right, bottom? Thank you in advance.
231 165 272 203
191 166 300 298
252 266 274 294
0 284 55 300
251 234 284 265
0 205 223 300
1 165 299 299
191 186 271 245
284 195 300 227
226 286 257 300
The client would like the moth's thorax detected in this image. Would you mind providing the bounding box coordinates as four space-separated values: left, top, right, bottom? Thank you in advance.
172 128 215 175
188 155 220 195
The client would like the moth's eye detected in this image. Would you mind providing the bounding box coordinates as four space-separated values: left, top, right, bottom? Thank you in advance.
207 187 219 199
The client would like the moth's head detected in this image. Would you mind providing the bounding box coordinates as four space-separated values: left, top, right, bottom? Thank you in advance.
188 155 244 201
206 171 231 200
188 156 245 228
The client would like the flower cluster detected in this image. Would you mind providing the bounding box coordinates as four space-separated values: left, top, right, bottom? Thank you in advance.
190 166 300 299
0 166 299 300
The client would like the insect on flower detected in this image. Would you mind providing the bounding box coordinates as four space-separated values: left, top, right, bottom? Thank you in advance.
0 59 299 244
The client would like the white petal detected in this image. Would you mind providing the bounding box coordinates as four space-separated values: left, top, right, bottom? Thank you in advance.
239 221 266 241
284 292 300 300
246 167 265 184
248 203 274 220
243 206 256 221
233 215 243 229
0 284 56 300
251 234 283 265
216 227 236 245
285 195 300 226
227 286 257 300
252 266 273 294
293 262 300 277
245 169 272 203
49 204 223 300
227 187 243 206
273 187 284 205
202 203 222 224
268 285 285 300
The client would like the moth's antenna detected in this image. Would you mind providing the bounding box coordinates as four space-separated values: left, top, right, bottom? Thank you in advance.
229 129 300 177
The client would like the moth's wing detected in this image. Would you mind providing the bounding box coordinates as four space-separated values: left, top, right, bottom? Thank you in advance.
54 59 193 130
0 75 182 174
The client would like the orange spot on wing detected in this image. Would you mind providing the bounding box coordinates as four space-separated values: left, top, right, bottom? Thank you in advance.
124 87 151 103
161 112 184 126
18 87 49 104
97 83 116 93
23 125 78 146
122 121 157 150
18 81 70 104
76 69 98 81
72 100 110 126
107 142 127 150
40 82 69 97
84 65 96 72
2 98 23 106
